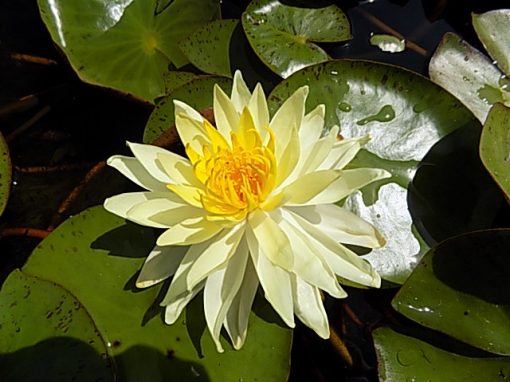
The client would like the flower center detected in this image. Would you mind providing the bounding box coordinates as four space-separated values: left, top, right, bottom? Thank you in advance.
186 109 276 218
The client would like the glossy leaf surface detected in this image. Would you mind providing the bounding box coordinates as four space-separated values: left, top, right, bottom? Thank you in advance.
374 327 510 382
0 270 113 382
38 0 220 102
429 32 510 122
242 0 351 78
392 229 510 355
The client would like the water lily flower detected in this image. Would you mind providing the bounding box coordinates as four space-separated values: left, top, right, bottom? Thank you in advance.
104 71 390 352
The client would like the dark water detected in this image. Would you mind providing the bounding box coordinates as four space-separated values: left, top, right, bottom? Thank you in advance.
0 0 509 381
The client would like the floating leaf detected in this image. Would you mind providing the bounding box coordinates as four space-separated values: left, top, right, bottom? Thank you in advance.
392 229 510 355
268 60 475 282
0 131 11 216
429 32 510 122
344 184 422 284
180 20 238 77
373 327 510 381
369 34 405 53
473 10 510 77
38 0 220 102
480 103 510 199
20 206 292 381
242 0 351 78
163 71 199 94
144 76 232 143
0 270 113 382
409 121 503 246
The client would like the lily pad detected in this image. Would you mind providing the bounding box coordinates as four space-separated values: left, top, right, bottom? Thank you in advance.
373 327 510 382
163 71 199 94
480 103 510 199
473 10 510 77
144 76 233 143
0 131 11 216
21 206 292 381
370 34 405 53
180 20 238 78
392 229 510 355
268 60 475 283
429 32 510 123
0 270 113 382
38 0 220 102
242 0 351 78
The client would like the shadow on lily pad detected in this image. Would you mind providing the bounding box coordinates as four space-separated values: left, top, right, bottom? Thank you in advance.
0 337 210 382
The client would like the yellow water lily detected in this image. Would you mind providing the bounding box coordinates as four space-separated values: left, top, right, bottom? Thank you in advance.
104 71 390 352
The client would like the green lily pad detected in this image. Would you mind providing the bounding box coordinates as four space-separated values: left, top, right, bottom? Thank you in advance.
429 32 510 123
473 10 510 77
392 229 510 355
0 131 11 216
0 270 113 382
163 71 199 94
268 60 475 283
369 34 405 53
480 103 510 199
144 76 233 143
38 0 220 102
180 20 238 78
21 206 292 381
242 0 351 78
373 327 510 381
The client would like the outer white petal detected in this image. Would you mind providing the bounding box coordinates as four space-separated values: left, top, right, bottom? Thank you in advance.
231 71 252 113
127 142 177 184
107 155 167 191
126 196 204 228
161 240 210 323
300 104 325 153
305 168 391 205
186 223 245 290
214 84 239 140
287 204 385 249
136 245 187 288
292 276 330 339
247 209 293 270
156 217 223 246
174 108 209 153
204 238 249 352
174 99 204 122
270 86 308 161
104 192 169 227
319 135 370 170
248 83 270 139
277 213 346 298
282 169 342 206
246 228 295 328
156 152 200 186
225 257 259 350
284 209 381 288
298 125 339 175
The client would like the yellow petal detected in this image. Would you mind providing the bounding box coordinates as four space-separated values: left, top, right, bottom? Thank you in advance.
167 183 203 208
156 152 201 187
248 83 270 140
319 135 370 170
174 110 209 153
283 170 342 206
231 71 252 112
214 84 239 141
300 104 325 152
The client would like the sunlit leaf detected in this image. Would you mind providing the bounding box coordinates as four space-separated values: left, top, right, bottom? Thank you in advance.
369 34 405 53
38 0 220 102
180 20 238 78
429 32 510 122
242 0 351 78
